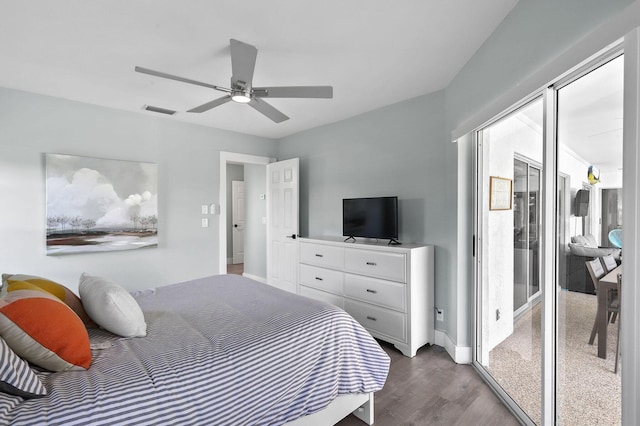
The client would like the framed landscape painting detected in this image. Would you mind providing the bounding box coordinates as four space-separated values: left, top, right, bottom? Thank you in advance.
45 153 158 255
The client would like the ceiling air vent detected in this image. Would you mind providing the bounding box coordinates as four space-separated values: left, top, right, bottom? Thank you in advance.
142 105 176 115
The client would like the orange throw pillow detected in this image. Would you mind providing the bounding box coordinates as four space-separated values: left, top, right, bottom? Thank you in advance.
0 288 91 372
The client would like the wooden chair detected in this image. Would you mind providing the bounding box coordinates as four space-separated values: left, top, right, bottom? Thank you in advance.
601 254 618 272
601 254 620 323
586 259 621 370
586 259 618 343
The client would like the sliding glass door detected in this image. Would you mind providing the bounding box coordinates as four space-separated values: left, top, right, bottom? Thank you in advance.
555 52 623 425
476 97 544 425
474 49 623 425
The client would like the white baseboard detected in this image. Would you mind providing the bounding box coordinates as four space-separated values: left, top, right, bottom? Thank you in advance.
242 272 266 284
435 330 472 364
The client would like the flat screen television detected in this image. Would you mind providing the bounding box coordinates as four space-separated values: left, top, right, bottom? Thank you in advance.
343 196 399 243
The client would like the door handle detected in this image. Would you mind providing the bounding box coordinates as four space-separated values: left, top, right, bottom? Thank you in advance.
286 234 297 239
234 224 238 228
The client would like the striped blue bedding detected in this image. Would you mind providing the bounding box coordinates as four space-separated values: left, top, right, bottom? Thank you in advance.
0 275 390 425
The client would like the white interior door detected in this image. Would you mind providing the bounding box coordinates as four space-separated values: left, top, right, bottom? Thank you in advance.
232 180 245 264
266 158 299 293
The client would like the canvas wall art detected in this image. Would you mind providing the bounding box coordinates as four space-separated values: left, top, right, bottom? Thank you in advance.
45 153 158 255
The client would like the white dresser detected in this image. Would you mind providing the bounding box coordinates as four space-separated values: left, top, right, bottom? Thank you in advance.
297 237 434 357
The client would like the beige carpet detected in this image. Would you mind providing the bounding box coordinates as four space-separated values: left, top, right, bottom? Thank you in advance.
486 290 621 425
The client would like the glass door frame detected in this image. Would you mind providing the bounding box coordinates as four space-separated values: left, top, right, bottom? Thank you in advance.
473 43 625 425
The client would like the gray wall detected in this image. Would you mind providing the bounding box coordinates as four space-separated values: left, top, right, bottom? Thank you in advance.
445 0 636 348
0 0 636 353
226 164 244 260
446 0 634 134
0 87 277 293
277 0 637 348
277 92 456 334
244 164 267 279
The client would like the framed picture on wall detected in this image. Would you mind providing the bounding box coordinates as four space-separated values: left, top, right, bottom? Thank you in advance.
489 176 512 211
45 153 158 255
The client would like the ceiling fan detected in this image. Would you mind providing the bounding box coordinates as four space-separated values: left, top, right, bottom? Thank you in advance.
135 39 333 123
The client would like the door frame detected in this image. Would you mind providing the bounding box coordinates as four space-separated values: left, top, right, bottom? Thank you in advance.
219 151 275 275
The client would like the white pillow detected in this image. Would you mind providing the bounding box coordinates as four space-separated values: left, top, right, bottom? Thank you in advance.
78 273 147 338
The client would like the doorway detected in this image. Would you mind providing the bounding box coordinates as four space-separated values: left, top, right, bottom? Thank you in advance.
219 151 274 281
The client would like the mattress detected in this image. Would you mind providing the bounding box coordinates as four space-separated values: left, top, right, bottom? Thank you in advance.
0 274 390 425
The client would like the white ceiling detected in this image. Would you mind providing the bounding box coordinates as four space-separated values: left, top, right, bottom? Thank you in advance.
0 0 519 139
558 55 624 173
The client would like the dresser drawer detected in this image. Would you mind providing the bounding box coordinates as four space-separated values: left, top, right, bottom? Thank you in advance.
344 273 405 312
299 264 344 295
299 286 344 309
300 242 344 270
344 248 406 282
345 300 405 341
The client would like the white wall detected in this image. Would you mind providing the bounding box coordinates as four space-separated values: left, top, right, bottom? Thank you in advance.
243 164 267 280
480 110 543 354
0 87 277 293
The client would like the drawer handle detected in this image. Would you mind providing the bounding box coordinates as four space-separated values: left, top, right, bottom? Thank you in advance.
315 254 324 258
366 289 377 294
366 316 377 321
366 261 377 266
315 277 323 281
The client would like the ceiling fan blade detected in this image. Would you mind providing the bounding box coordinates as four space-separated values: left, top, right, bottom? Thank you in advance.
230 39 257 89
253 86 333 99
187 95 232 113
135 66 230 92
249 98 289 123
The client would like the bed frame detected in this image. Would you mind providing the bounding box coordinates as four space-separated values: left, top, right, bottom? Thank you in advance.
285 392 374 425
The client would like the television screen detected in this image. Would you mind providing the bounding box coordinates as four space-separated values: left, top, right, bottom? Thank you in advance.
343 196 398 240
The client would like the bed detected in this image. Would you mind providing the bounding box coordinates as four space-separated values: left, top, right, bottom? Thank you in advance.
0 274 390 425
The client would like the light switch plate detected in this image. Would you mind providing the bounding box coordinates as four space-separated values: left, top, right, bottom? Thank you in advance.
210 204 216 214
201 218 209 228
201 205 208 215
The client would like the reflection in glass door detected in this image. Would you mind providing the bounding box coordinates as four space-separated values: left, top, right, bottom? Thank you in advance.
556 53 623 425
476 97 543 424
514 158 542 316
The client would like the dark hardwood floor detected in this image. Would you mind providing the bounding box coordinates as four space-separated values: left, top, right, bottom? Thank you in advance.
336 341 520 426
227 263 244 275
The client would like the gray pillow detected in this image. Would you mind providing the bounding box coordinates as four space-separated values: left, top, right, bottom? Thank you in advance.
0 336 47 398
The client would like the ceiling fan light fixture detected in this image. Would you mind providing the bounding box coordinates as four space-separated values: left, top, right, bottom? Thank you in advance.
135 39 332 122
231 90 252 103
